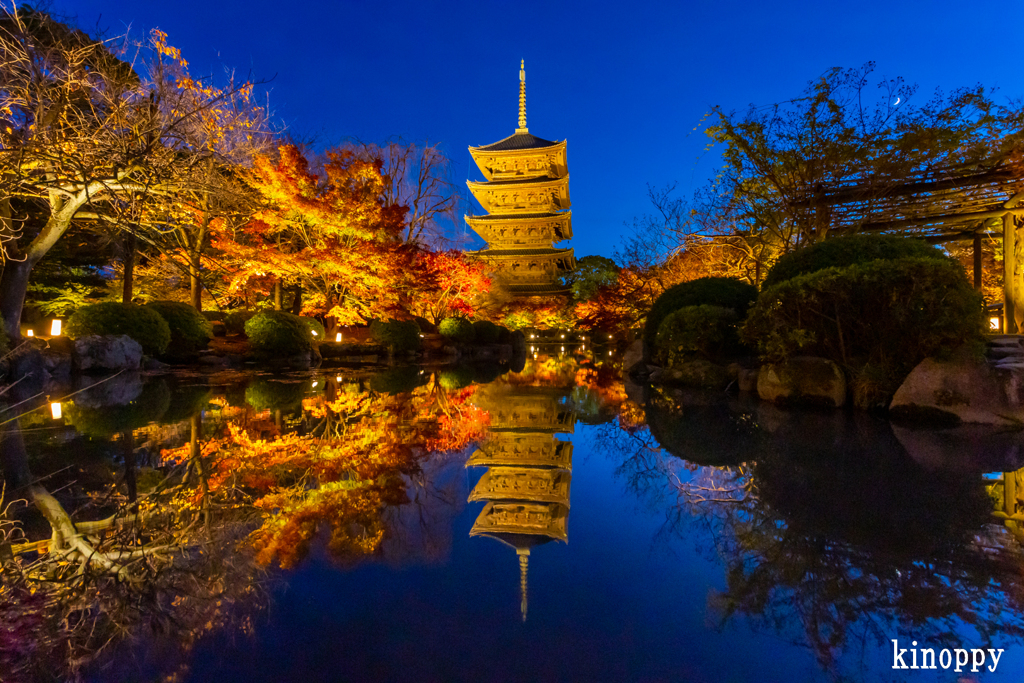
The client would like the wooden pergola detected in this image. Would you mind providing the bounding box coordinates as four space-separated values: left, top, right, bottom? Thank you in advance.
789 160 1024 331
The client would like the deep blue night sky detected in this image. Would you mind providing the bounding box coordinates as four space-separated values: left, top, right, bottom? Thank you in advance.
62 0 1024 257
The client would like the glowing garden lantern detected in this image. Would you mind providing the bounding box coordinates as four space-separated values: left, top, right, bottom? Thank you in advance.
336 332 342 342
990 316 1002 331
26 329 33 337
50 319 61 336
50 402 62 419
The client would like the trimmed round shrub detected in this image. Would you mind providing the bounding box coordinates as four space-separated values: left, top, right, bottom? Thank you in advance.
299 316 326 340
643 277 758 360
66 302 171 356
741 257 985 398
472 320 502 344
224 310 257 335
144 300 213 358
439 317 476 343
369 319 421 353
244 311 311 357
654 305 740 366
201 310 223 321
761 234 945 290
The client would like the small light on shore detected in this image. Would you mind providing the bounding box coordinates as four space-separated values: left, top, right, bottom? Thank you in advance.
50 402 62 419
530 334 535 339
50 319 61 336
311 330 318 337
560 334 565 339
311 381 318 388
608 334 613 339
336 375 342 382
26 329 33 337
609 350 613 356
336 332 342 342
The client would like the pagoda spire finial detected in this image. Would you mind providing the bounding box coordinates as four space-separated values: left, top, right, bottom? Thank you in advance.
516 60 528 133
517 548 530 622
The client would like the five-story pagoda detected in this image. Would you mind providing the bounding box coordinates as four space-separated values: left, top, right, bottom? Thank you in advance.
466 61 576 299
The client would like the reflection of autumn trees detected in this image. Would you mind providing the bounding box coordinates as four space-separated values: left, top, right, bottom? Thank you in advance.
599 403 1024 675
1 374 490 680
159 375 490 569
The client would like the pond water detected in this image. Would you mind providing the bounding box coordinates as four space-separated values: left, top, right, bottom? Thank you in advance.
3 346 1024 682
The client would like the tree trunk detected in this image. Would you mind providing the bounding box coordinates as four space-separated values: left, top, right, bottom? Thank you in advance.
122 232 136 304
273 281 283 311
0 258 34 338
190 253 203 311
290 284 302 315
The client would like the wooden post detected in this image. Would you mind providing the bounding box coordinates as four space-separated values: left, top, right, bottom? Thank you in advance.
1004 214 1017 333
973 232 983 291
1005 471 1018 517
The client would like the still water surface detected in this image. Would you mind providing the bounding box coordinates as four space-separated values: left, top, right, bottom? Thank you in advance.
3 348 1024 682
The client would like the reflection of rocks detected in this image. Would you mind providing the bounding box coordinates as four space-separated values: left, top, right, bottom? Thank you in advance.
757 356 845 408
73 372 144 408
74 335 142 372
890 356 1024 426
893 423 1024 473
646 391 765 467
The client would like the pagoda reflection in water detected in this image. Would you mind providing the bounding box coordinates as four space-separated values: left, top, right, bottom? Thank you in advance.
467 384 576 621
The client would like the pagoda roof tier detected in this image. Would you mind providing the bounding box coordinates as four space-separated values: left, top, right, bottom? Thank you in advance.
469 501 568 543
465 212 572 243
469 139 567 181
471 131 561 152
467 175 570 215
473 247 574 257
505 283 572 296
469 467 572 507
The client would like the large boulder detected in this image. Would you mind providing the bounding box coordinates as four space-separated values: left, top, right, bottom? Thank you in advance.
74 335 143 372
757 356 846 408
890 355 1024 426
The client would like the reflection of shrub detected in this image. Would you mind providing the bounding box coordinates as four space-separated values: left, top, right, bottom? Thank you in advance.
762 234 944 290
0 316 8 356
160 384 212 424
369 366 425 394
369 319 421 353
655 305 740 365
66 302 171 356
472 320 502 344
438 366 474 390
643 278 757 360
68 380 171 436
299 316 325 340
439 317 475 343
245 311 311 357
470 362 505 384
144 300 213 358
244 378 308 412
224 310 257 335
741 257 985 396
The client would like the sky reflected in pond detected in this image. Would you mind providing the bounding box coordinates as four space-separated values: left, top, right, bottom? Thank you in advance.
2 348 1024 681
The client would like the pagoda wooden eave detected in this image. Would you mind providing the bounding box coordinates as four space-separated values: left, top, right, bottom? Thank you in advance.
468 467 572 507
469 501 569 543
465 211 573 243
468 139 568 181
467 175 570 215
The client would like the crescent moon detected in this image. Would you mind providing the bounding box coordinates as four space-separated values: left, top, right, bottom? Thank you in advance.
893 97 901 105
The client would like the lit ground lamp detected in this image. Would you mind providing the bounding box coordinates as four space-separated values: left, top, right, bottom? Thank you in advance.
50 402 62 419
50 319 62 336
